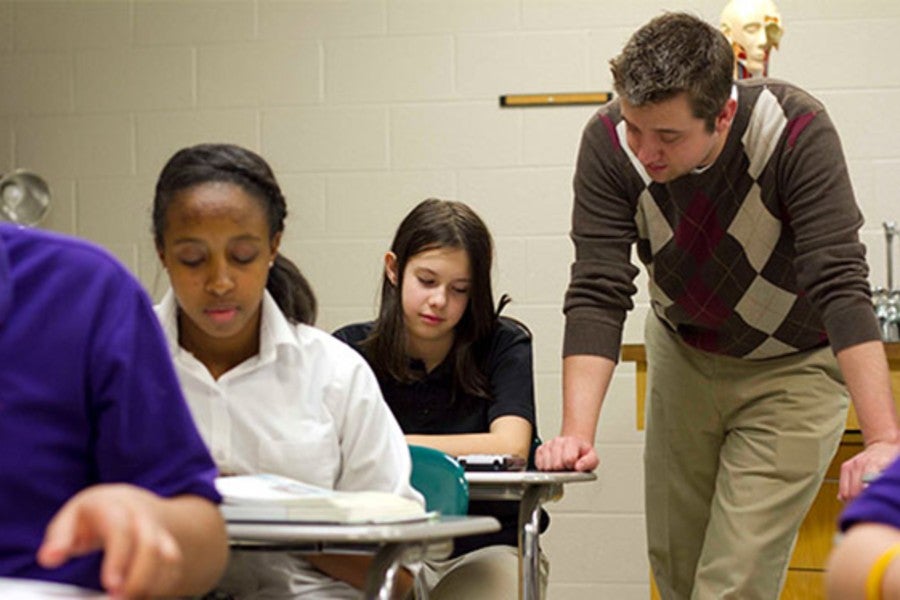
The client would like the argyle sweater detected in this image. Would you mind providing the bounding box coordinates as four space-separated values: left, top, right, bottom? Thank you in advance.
563 79 880 361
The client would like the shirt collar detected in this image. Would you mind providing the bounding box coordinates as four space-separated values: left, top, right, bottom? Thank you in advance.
156 289 181 355
691 85 739 176
257 289 301 362
408 354 453 383
156 288 300 362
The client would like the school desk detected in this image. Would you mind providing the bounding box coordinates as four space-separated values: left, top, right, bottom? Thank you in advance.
226 514 500 599
466 470 597 600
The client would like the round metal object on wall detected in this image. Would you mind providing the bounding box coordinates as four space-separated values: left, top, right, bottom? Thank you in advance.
0 170 51 226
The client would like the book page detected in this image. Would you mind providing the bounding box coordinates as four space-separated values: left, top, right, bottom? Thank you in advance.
216 474 426 523
217 474 334 506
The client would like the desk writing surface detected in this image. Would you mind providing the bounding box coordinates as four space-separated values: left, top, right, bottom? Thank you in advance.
0 578 108 599
466 471 596 502
227 514 500 545
226 515 500 600
465 471 596 485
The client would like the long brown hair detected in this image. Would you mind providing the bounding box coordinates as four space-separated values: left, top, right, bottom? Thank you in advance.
362 198 503 400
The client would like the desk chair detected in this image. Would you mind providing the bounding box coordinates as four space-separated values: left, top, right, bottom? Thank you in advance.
408 445 469 599
409 444 468 515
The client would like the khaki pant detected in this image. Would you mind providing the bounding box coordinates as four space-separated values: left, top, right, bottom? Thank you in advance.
644 315 848 600
418 545 548 600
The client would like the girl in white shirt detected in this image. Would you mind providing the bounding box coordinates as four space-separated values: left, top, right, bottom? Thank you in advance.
151 143 421 599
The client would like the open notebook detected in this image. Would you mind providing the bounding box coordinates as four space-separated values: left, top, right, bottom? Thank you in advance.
216 474 428 524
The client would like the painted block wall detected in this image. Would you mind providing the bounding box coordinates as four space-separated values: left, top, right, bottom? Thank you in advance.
2 1 899 597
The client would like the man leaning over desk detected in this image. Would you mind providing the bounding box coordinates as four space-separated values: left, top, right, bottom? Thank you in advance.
536 12 900 600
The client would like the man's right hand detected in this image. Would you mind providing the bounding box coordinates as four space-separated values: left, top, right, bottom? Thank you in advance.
535 436 599 472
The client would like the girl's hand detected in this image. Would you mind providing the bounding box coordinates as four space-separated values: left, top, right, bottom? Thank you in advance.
37 484 183 599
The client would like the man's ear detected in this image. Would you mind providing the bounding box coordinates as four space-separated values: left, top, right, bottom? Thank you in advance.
716 97 738 134
384 252 399 286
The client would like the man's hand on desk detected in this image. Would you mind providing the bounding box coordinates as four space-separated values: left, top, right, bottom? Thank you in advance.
839 440 900 502
535 436 599 472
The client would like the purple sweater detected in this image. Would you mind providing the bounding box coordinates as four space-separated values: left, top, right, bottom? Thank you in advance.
564 79 879 361
0 225 219 590
841 455 900 531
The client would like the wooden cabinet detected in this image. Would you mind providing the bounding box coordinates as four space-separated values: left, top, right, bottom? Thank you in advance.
622 342 900 600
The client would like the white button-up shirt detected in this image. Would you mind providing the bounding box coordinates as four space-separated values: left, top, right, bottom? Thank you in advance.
156 290 421 598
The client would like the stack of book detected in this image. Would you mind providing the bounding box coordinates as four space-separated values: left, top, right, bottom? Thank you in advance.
216 474 427 524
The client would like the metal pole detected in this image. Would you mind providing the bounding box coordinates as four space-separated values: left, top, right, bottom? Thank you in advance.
885 222 897 291
518 486 546 600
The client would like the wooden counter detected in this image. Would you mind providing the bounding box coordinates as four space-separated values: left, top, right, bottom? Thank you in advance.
622 342 900 600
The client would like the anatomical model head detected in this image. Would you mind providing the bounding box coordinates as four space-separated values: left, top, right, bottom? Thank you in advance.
720 0 783 78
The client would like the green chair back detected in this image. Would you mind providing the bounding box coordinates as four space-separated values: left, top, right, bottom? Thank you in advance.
528 434 542 470
408 445 469 515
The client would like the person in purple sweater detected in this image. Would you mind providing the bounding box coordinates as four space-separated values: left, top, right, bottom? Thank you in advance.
828 456 900 598
0 223 227 598
536 11 899 600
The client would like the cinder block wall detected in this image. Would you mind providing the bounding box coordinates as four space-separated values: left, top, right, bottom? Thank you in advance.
2 2 898 597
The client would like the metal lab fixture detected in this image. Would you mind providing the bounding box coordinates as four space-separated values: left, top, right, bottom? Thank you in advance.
0 170 50 226
874 221 899 342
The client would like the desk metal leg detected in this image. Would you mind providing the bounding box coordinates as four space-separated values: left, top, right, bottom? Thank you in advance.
365 542 405 600
517 484 565 600
518 487 543 600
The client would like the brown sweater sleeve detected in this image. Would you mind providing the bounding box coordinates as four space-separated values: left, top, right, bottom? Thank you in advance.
563 108 642 361
774 89 880 352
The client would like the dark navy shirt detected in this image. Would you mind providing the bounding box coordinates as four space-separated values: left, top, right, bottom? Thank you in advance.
0 224 219 590
334 318 542 554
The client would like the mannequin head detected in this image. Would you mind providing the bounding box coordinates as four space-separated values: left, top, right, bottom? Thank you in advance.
720 0 783 78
